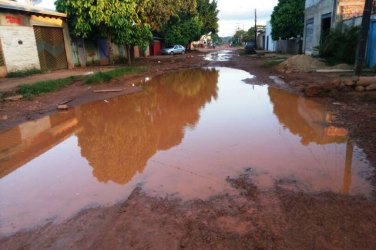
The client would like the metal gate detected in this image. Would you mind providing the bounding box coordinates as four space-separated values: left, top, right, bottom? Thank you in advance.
368 20 376 68
33 26 68 71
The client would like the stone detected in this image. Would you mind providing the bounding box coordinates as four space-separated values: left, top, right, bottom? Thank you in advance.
324 79 341 89
304 85 327 97
366 84 376 91
342 78 355 86
357 76 376 86
355 86 365 92
57 104 69 110
4 95 23 101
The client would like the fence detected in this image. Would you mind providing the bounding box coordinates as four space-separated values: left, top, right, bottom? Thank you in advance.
276 38 303 55
71 38 149 67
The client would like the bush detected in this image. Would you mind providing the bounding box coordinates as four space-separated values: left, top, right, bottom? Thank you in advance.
318 27 360 65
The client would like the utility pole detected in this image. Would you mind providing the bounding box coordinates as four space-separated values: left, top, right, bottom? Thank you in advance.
354 0 374 76
254 9 257 49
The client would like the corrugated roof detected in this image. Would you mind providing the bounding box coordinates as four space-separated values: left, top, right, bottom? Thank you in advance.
0 0 66 18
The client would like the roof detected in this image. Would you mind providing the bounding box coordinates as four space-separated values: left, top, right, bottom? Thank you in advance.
0 0 66 18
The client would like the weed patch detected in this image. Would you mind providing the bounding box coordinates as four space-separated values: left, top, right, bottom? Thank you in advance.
262 59 285 67
7 69 43 78
84 67 146 85
17 76 77 97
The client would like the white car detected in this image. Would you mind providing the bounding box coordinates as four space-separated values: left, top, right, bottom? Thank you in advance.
161 45 186 55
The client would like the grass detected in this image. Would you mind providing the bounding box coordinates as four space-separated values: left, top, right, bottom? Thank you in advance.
7 69 43 78
17 76 78 97
262 59 285 67
7 66 146 98
84 66 146 85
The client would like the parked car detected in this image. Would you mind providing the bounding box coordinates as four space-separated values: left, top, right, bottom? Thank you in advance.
244 41 256 54
161 45 186 55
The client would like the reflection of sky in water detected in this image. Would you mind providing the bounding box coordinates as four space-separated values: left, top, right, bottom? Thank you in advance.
204 50 236 61
0 67 374 236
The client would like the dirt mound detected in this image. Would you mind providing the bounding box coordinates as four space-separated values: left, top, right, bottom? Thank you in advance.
278 55 327 73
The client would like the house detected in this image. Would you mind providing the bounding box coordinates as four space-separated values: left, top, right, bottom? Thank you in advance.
264 21 276 52
303 0 375 57
256 25 266 50
0 0 74 76
191 34 212 48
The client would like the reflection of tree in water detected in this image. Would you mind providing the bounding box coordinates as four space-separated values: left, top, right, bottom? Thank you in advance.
268 87 347 145
76 68 219 184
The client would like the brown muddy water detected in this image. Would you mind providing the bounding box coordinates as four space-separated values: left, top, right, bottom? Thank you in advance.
0 67 374 236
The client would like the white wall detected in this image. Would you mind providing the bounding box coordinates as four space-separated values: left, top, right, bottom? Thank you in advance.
0 26 40 72
264 21 276 52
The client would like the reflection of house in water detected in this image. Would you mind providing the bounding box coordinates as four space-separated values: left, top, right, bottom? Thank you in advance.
268 87 353 193
268 87 347 145
0 110 79 178
76 68 219 185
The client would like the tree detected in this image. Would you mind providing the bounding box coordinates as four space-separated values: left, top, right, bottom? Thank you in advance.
55 0 151 64
211 33 222 44
137 0 197 32
163 16 203 47
270 0 305 40
197 0 219 34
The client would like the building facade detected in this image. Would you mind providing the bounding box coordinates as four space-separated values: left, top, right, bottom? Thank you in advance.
264 21 276 52
303 0 374 55
0 0 73 77
303 0 337 55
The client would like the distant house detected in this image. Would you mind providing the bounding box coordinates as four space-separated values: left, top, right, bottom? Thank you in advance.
264 21 276 52
191 34 213 48
303 0 376 67
256 25 266 50
0 0 73 77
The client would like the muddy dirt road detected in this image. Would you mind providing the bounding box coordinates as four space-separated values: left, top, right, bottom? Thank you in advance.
1 50 376 249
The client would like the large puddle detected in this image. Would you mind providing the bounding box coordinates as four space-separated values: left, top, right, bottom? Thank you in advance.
0 67 374 235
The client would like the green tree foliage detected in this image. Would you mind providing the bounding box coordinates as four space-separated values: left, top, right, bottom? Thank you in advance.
211 33 222 44
271 0 305 40
56 0 218 55
318 27 360 65
197 0 219 34
164 16 203 46
55 0 152 63
56 0 138 38
137 0 197 32
232 30 247 45
160 0 219 47
231 26 257 45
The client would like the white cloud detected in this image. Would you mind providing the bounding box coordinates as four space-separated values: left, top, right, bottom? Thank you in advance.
217 0 278 37
36 0 55 10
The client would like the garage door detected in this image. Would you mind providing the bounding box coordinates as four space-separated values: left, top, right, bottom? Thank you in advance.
33 26 68 71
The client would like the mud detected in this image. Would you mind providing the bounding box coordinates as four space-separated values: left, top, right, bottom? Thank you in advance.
1 48 376 249
2 185 376 250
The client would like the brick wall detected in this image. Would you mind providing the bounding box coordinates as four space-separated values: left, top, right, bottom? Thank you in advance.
0 26 40 72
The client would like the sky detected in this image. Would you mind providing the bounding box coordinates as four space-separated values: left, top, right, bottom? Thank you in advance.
26 0 279 37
